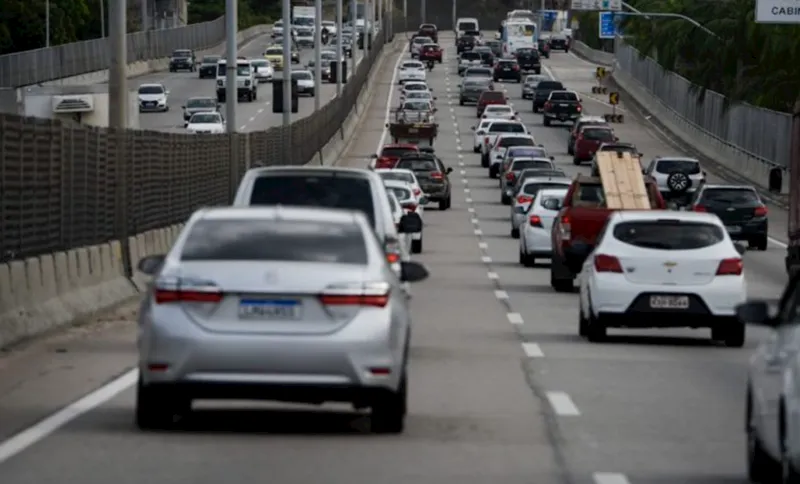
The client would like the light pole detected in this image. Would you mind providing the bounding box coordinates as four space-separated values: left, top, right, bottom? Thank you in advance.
225 0 237 136
100 0 106 38
314 0 322 111
282 0 292 160
350 0 357 64
45 0 50 47
336 0 343 96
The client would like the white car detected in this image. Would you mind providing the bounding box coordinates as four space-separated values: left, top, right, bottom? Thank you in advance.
472 118 505 153
185 111 225 133
398 60 427 84
386 191 412 257
481 122 530 167
482 104 518 121
400 81 431 98
512 177 569 232
488 133 538 174
292 70 316 96
403 90 437 108
250 59 274 82
322 20 337 36
410 36 433 57
578 210 747 344
643 156 706 199
384 179 425 253
519 188 569 264
375 168 425 203
138 83 169 112
272 20 284 38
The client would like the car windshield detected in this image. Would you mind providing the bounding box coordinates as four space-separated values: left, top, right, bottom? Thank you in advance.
181 220 368 264
509 147 546 158
395 159 438 172
480 92 505 102
537 81 564 90
486 106 513 114
466 68 492 77
404 84 427 91
381 147 418 158
613 220 725 250
656 159 701 175
380 172 415 184
550 91 579 101
236 64 252 76
407 92 431 99
582 128 615 141
460 22 478 30
402 61 423 69
461 52 481 61
321 52 337 60
498 137 533 147
190 113 221 124
248 175 376 227
525 76 546 85
172 50 191 58
700 188 760 205
512 159 555 171
251 60 268 67
294 17 314 27
202 57 219 64
187 98 216 108
414 37 431 45
265 48 281 55
523 182 570 196
292 71 312 80
138 85 163 94
601 144 637 153
489 123 525 133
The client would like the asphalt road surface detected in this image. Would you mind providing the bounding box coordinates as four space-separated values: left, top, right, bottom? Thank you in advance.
133 32 364 133
0 33 788 484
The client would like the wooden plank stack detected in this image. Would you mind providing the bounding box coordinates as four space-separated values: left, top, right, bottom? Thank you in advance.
595 151 651 209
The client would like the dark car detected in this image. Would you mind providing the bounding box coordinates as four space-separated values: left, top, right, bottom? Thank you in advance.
457 35 477 53
169 49 195 72
485 40 504 58
493 59 522 82
418 23 438 43
395 154 453 210
472 46 495 66
689 185 769 250
541 90 583 126
532 80 564 112
537 38 551 58
459 77 492 105
548 34 569 52
198 55 219 78
567 116 609 154
514 48 541 74
341 34 353 57
182 96 219 121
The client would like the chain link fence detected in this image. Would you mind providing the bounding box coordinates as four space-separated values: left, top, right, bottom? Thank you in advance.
0 16 394 262
0 17 227 88
615 37 791 168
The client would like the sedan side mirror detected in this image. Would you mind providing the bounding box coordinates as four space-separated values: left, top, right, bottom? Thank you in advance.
476 130 485 135
400 261 430 283
446 167 454 174
550 156 555 161
181 105 186 109
638 152 644 157
398 212 423 233
471 126 476 130
370 153 379 158
735 301 775 326
433 108 438 112
137 254 165 275
434 96 438 100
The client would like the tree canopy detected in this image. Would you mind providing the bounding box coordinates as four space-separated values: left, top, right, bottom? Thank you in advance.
575 0 800 113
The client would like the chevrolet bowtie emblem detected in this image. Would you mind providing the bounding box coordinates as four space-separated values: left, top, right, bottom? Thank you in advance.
663 261 677 268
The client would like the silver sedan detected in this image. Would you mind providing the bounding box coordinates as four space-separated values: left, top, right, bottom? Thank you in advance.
134 205 429 433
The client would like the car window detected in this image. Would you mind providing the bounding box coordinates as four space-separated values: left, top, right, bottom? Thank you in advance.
381 147 417 158
190 113 221 124
537 81 564 90
656 159 701 175
395 159 438 172
291 71 312 80
380 172 415 184
404 84 427 91
523 182 570 196
498 137 534 148
550 91 579 101
508 147 547 158
202 57 219 64
512 159 555 171
480 92 506 101
612 221 725 250
265 48 281 55
187 98 216 108
581 128 615 141
489 123 525 133
498 60 518 66
573 184 606 207
700 188 760 205
138 85 164 94
402 61 423 69
600 144 637 153
172 50 191 57
461 52 481 60
387 187 412 201
248 175 376 228
180 220 368 264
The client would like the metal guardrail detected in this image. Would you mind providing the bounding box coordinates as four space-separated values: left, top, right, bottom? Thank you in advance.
0 16 227 88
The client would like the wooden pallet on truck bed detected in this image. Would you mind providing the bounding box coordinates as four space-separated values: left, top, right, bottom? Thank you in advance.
595 151 651 209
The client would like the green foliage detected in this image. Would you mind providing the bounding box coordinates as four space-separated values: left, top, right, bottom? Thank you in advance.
621 0 800 113
188 0 276 28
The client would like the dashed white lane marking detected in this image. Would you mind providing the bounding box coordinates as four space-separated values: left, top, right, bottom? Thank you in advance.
593 473 631 484
471 218 479 224
465 198 473 203
462 178 469 184
507 312 524 325
458 162 465 167
0 369 138 464
522 342 544 357
257 108 264 113
464 188 471 193
478 241 487 249
467 207 475 213
487 272 498 279
494 290 509 300
547 392 581 416
249 116 256 122
474 229 483 235
481 254 492 262
239 124 247 130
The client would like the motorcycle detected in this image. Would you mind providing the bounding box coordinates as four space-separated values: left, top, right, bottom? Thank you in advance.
426 59 435 71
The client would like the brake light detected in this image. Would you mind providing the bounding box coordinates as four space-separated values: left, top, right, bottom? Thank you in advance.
154 278 223 304
576 104 582 112
529 215 542 227
754 205 768 217
413 188 421 196
385 238 401 264
430 172 444 179
484 136 490 145
517 195 533 204
544 101 552 110
716 258 743 276
694 205 707 212
506 172 515 181
320 282 390 307
594 254 623 273
404 203 418 212
559 215 571 239
513 65 519 71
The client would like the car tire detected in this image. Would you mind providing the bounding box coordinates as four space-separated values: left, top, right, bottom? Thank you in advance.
573 156 581 165
535 68 541 74
439 197 448 210
501 193 511 205
135 377 189 431
578 296 589 337
411 237 423 253
586 311 606 342
550 254 574 293
165 106 170 112
459 98 464 105
473 145 480 153
754 234 769 251
217 95 225 103
371 373 406 434
747 389 778 483
511 227 519 238
723 322 746 348
543 117 551 127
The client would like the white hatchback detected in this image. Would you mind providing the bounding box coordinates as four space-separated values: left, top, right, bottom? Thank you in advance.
482 104 518 121
398 60 427 84
471 117 505 153
578 211 747 345
518 188 568 263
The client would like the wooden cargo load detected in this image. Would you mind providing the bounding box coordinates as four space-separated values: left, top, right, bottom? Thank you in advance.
594 151 651 209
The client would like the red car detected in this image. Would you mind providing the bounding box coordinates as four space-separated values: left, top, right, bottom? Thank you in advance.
476 90 507 117
572 126 617 165
372 144 421 169
419 44 443 63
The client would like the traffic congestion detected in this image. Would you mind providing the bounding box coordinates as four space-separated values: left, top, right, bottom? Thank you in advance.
0 8 798 484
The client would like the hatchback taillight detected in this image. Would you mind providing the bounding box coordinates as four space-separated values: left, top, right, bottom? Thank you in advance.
594 254 623 273
517 195 533 204
320 282 390 307
716 258 743 276
505 172 515 181
529 215 542 227
754 205 768 217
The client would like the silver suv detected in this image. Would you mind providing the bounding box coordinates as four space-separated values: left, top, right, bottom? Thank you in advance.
216 59 257 102
643 156 706 201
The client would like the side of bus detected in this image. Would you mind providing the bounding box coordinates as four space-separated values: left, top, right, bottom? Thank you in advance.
503 20 538 55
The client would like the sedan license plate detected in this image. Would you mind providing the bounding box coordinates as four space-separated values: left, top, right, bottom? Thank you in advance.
559 103 568 107
726 225 742 234
238 299 302 320
503 67 510 71
649 295 689 310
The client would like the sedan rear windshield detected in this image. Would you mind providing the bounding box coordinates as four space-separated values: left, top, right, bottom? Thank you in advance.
379 172 415 184
656 160 701 175
700 188 760 205
381 147 417 158
550 91 578 101
512 159 554 171
395 159 438 172
387 187 413 201
248 175 375 227
480 92 506 102
498 137 533 147
180 220 368 264
537 81 564 90
523 182 571 196
582 128 614 141
461 52 481 60
613 221 724 250
488 123 525 133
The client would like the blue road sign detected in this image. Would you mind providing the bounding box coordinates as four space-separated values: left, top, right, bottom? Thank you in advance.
540 10 558 32
599 11 617 39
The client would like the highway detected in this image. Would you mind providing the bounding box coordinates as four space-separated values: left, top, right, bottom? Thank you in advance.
132 31 364 133
0 33 789 484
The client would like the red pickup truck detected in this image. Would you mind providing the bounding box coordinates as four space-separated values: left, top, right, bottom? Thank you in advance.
549 175 666 292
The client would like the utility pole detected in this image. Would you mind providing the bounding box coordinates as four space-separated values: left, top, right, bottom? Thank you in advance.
141 0 149 31
366 0 372 52
314 0 322 111
101 0 106 38
45 0 50 47
420 0 425 24
109 0 131 277
225 0 238 186
282 0 292 161
336 0 343 96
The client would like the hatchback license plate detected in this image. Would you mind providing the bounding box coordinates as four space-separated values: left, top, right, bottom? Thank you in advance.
238 299 302 320
649 295 689 310
726 225 742 234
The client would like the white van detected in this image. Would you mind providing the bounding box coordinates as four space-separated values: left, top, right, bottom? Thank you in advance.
456 17 480 37
216 59 257 103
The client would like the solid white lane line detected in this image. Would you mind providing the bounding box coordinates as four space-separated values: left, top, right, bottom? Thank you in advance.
522 342 544 357
494 290 509 300
547 391 581 416
507 313 524 325
0 369 138 464
481 256 492 263
375 48 406 152
487 272 499 279
593 473 631 484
